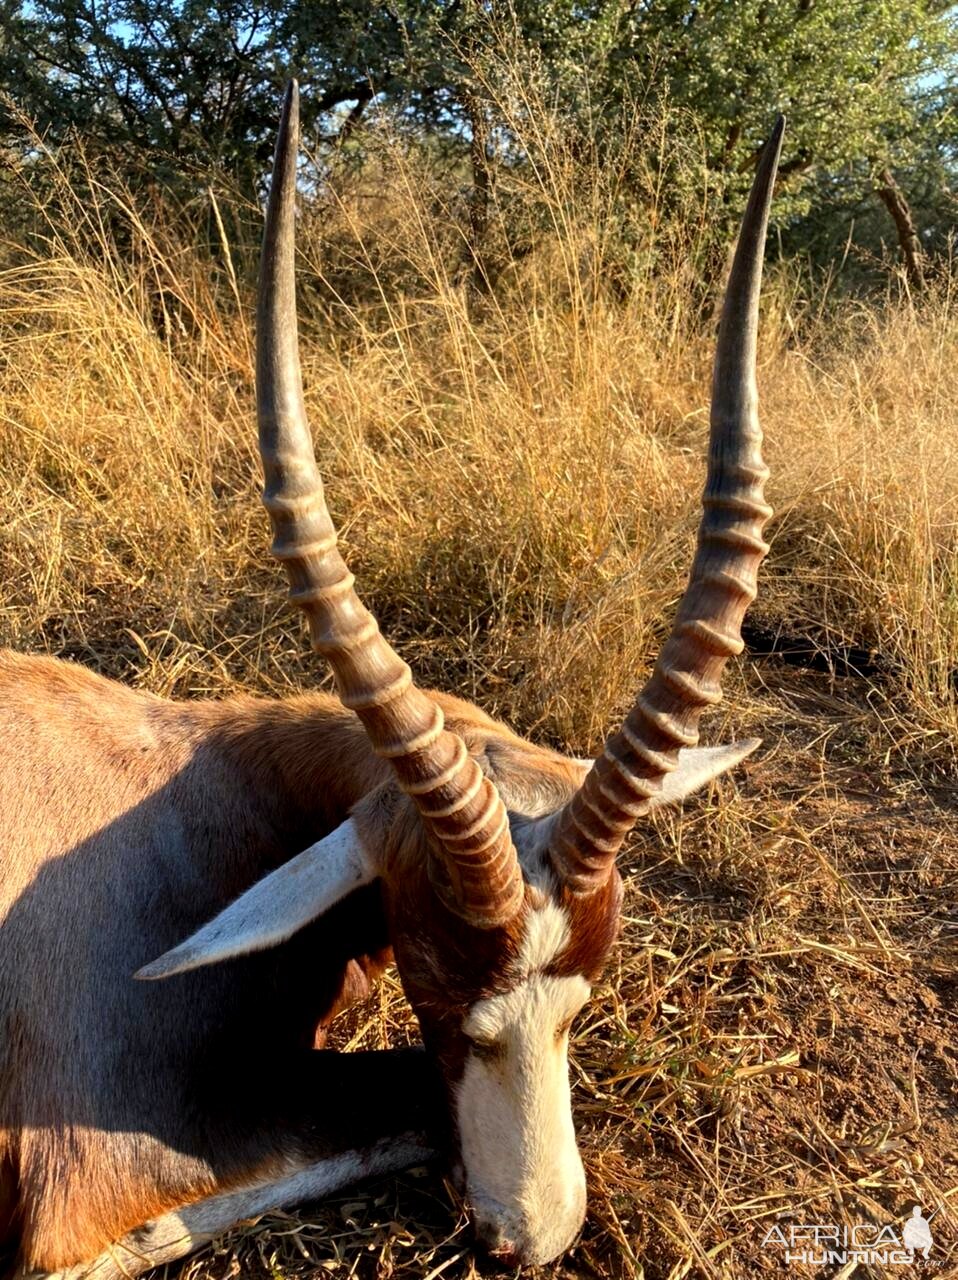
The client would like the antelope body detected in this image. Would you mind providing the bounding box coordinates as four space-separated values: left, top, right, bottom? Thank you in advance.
0 86 784 1277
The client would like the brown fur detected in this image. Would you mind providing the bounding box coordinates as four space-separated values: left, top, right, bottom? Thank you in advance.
0 649 612 1274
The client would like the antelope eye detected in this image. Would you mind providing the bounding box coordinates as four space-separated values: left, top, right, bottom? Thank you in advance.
466 1035 504 1062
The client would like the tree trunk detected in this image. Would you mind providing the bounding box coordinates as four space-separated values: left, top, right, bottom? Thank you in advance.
876 167 925 291
336 84 374 145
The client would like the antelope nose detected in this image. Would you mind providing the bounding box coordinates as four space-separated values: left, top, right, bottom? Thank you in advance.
474 1219 520 1267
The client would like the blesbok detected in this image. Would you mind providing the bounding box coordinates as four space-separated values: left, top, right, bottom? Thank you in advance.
0 84 784 1277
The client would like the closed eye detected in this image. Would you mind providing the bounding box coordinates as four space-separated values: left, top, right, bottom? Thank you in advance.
467 1035 504 1063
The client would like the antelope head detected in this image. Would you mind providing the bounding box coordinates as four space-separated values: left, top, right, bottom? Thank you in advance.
141 86 783 1267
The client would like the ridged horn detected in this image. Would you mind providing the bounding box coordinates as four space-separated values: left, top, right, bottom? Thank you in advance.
257 83 523 927
551 116 785 892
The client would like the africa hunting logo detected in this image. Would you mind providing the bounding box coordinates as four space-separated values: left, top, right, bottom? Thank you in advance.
761 1205 939 1267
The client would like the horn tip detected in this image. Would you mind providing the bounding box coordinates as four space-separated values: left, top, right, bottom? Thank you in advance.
764 115 786 169
280 81 300 132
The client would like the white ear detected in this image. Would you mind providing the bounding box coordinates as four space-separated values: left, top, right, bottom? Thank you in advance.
135 819 378 980
647 739 761 809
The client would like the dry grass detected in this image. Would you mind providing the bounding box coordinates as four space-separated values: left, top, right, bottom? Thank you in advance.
0 88 956 1280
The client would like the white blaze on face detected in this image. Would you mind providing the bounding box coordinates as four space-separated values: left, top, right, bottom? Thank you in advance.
455 900 590 1266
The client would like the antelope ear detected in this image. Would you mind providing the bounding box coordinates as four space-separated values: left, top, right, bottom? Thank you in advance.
647 739 761 809
135 819 378 979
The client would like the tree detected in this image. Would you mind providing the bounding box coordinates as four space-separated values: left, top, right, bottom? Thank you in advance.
0 0 954 279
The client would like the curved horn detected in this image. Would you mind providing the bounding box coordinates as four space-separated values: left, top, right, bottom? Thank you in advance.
257 83 523 927
551 116 785 892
